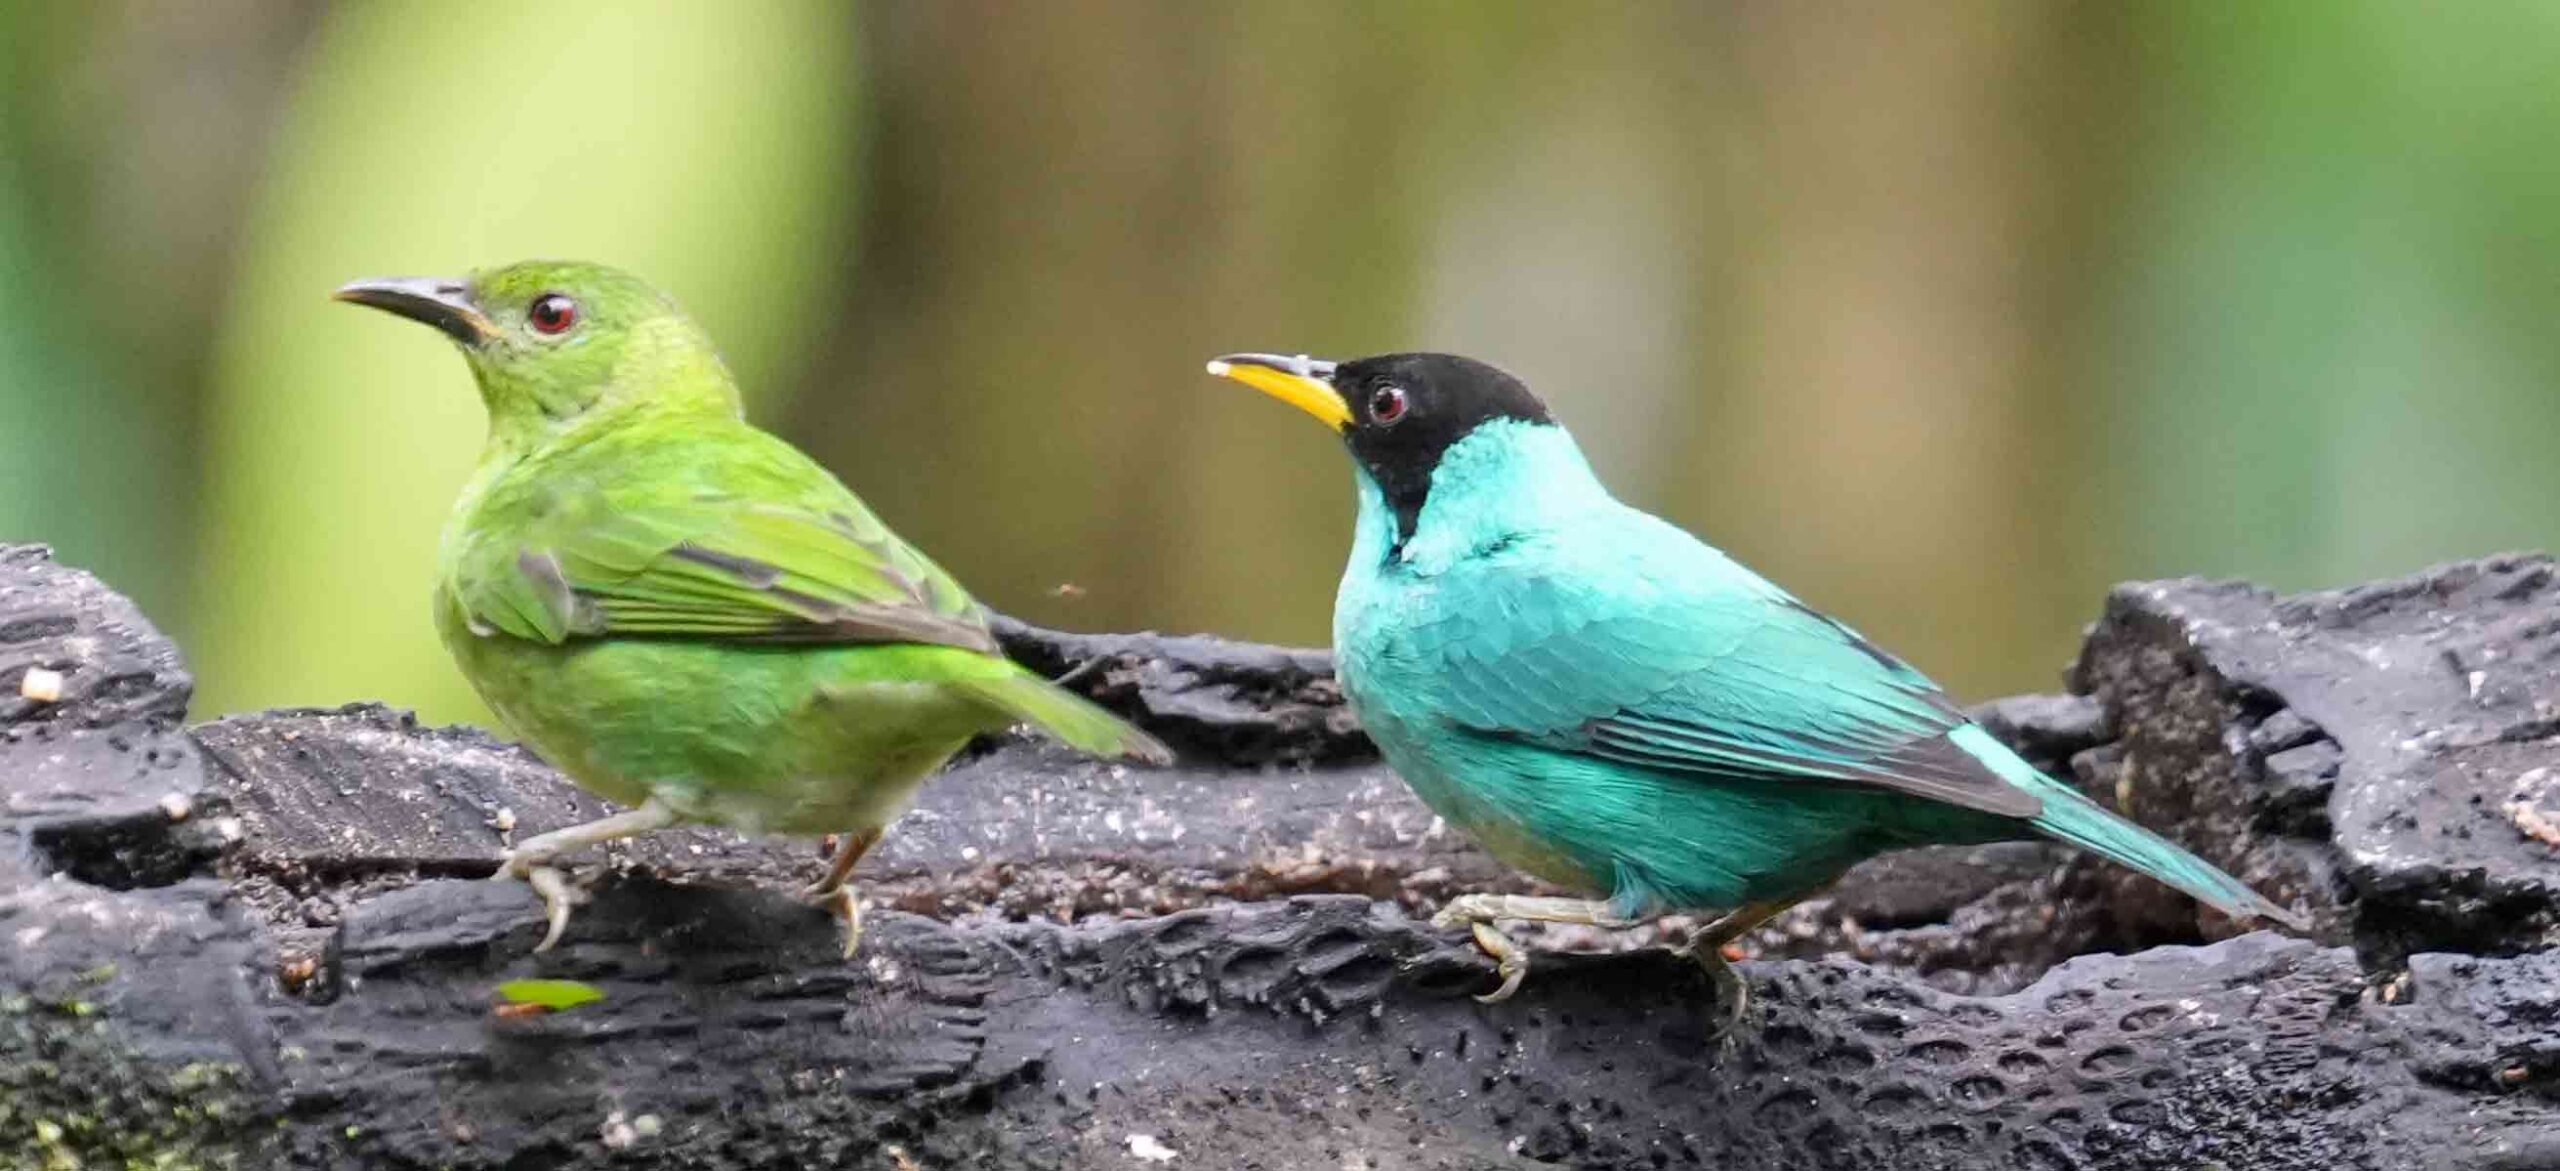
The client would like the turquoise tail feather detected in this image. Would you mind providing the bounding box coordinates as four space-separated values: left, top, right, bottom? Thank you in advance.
1949 726 2306 930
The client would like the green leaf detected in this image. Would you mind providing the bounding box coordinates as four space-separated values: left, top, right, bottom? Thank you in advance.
494 979 606 1011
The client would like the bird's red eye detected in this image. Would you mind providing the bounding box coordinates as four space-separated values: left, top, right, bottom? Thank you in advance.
528 293 578 335
1368 384 1409 425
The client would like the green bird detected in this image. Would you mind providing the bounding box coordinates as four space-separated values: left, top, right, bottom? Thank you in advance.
333 260 1168 955
1208 351 2301 1020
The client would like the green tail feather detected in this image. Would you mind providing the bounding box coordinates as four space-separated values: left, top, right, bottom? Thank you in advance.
956 668 1173 766
1950 726 2306 930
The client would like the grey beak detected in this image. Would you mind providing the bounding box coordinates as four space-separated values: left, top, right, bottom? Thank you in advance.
1208 352 1339 381
332 276 496 345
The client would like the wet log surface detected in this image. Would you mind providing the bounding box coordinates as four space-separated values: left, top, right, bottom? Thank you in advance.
3 542 2556 1169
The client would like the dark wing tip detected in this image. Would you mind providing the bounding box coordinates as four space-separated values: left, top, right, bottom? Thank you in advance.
1120 729 1177 767
2238 895 2313 934
1889 732 2047 819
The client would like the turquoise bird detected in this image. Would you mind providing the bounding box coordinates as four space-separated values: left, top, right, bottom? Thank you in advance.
1207 351 2302 1018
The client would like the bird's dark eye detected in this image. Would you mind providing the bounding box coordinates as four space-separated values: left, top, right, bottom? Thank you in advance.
1368 384 1409 425
528 293 578 335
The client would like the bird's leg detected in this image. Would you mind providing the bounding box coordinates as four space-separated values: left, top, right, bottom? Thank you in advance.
800 827 882 961
1430 894 1635 1004
490 798 677 952
1679 895 1806 1039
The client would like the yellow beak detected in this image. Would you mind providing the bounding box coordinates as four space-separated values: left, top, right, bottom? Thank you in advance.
1205 352 1352 430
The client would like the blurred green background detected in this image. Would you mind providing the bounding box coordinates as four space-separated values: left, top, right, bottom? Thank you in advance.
7 2 2560 728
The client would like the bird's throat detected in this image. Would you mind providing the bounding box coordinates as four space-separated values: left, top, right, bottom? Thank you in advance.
1353 422 1611 576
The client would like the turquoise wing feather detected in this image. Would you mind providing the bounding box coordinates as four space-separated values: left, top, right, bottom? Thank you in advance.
1386 509 2297 926
1411 520 2039 819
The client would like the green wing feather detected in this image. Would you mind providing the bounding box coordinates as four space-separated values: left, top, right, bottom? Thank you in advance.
447 416 1166 763
450 421 995 652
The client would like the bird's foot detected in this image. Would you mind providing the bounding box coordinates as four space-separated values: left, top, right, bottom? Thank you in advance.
1675 895 1807 1041
799 827 879 959
481 799 678 953
1678 936 1750 1041
804 883 865 960
524 864 582 953
488 850 578 950
1428 894 1624 1004
1464 921 1530 1003
800 831 877 899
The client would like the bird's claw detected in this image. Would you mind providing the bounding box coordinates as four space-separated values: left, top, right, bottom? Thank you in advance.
490 852 582 951
1682 938 1750 1041
1430 894 1573 1002
524 865 581 953
824 886 865 958
1470 922 1528 1003
803 882 864 961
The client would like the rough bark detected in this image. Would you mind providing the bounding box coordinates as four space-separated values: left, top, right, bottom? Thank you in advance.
2 544 2555 1169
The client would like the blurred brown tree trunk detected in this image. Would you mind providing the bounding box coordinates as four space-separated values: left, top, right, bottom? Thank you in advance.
0 1 318 636
1675 1 2126 699
801 2 2132 701
799 1 1480 645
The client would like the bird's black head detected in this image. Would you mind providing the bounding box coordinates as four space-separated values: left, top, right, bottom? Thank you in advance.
1207 351 1554 540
